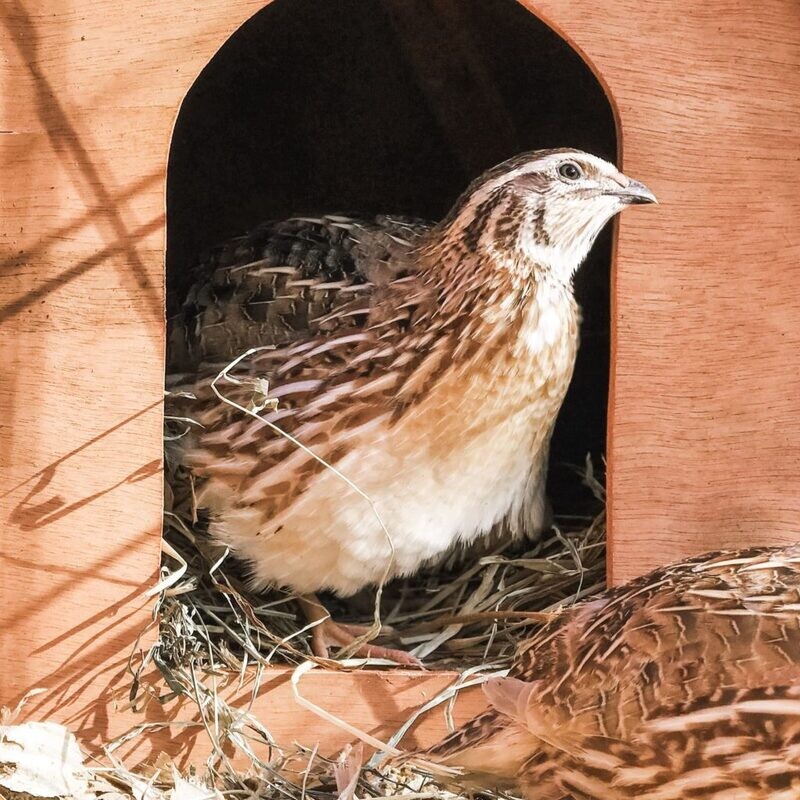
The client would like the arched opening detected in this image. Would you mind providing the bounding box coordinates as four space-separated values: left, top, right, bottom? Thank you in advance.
165 0 616 662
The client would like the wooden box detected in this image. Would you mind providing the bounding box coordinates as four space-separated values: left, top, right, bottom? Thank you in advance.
2 0 799 768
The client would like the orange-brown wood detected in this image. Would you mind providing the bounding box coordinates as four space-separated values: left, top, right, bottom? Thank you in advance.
0 0 260 757
118 665 484 769
2 0 799 769
524 1 800 584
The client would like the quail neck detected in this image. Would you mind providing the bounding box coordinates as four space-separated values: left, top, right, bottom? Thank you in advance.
429 148 656 295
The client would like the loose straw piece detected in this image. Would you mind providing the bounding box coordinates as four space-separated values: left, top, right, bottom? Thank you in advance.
145 538 189 598
367 666 509 769
291 660 402 756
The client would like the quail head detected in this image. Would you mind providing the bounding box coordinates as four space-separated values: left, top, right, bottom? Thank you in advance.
418 544 800 799
167 148 656 663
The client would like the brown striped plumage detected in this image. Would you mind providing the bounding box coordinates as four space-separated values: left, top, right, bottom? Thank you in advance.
166 149 655 661
420 544 800 799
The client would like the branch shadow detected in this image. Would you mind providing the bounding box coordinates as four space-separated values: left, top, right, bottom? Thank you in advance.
10 458 161 532
0 0 164 335
1 525 159 636
0 215 165 323
1 399 162 500
0 173 162 275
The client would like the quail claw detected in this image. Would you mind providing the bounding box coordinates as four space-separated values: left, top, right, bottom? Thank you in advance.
299 595 424 668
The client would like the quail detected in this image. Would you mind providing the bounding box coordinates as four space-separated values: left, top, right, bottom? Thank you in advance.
419 544 800 799
166 148 656 664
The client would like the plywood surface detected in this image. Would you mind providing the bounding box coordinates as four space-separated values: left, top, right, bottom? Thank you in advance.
1 0 799 769
118 665 484 769
527 1 800 583
0 0 264 757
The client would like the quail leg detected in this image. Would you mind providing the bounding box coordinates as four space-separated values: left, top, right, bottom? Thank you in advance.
298 595 423 668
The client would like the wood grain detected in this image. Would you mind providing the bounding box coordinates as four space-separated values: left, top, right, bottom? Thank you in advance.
0 0 263 757
1 0 799 769
526 0 800 584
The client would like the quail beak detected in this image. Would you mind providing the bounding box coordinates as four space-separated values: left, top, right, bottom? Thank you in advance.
616 179 658 205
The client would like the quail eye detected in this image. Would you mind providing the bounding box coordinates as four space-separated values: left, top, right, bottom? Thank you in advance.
558 161 583 181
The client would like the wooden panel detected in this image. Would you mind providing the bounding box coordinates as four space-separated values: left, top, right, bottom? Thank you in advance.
524 0 800 583
2 0 799 770
0 0 262 754
116 665 484 769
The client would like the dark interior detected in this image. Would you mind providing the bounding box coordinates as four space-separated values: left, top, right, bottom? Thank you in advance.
167 0 617 515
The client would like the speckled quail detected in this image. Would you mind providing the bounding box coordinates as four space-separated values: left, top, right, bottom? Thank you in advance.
420 543 800 799
166 148 655 663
